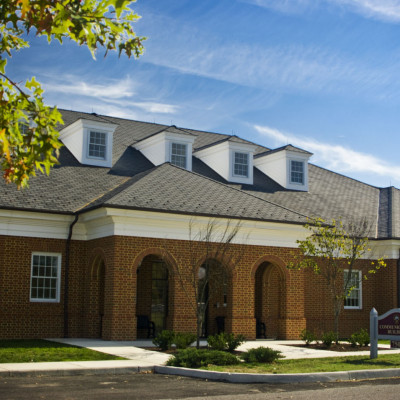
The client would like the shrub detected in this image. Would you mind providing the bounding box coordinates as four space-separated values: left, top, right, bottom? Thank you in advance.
173 332 197 349
299 329 316 346
207 332 245 352
207 333 227 351
153 330 175 351
241 347 283 363
226 333 246 352
349 328 370 347
166 348 240 368
321 331 337 348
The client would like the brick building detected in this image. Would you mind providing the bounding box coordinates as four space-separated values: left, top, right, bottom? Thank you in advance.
0 109 398 340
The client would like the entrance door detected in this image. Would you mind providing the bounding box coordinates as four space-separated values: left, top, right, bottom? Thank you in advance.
151 261 169 334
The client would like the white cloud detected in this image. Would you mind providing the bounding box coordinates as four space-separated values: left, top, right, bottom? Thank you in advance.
44 76 135 99
244 0 400 22
330 0 400 22
141 12 400 100
104 98 179 114
254 124 400 185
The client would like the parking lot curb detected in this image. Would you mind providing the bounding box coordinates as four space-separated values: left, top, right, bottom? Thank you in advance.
154 365 400 383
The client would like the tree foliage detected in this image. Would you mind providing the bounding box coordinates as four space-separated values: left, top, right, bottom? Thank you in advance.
289 217 386 341
0 0 145 188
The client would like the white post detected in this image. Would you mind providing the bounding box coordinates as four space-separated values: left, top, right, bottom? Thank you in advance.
370 308 378 359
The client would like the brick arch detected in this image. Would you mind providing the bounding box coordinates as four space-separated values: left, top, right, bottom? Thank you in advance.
195 252 236 279
250 254 289 281
131 247 178 274
252 254 289 339
134 247 178 337
85 248 107 339
88 248 107 279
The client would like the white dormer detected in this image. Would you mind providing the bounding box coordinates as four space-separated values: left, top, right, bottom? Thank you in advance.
59 119 117 167
134 128 196 171
194 139 257 184
254 145 312 191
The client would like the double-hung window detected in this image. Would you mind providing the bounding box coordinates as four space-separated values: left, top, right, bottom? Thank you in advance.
290 160 304 184
88 131 107 160
171 143 187 168
344 270 362 309
233 152 249 177
30 253 61 302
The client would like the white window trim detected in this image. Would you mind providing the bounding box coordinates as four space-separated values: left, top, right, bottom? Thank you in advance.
289 159 305 185
170 142 187 169
232 151 249 178
87 130 107 161
344 269 362 310
30 252 62 303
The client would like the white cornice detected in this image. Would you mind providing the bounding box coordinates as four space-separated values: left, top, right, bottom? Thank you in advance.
2 208 400 259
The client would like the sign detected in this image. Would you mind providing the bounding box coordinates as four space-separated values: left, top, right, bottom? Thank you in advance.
370 308 400 359
391 341 400 348
377 310 400 339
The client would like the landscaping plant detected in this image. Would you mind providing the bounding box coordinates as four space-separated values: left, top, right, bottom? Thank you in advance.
207 332 245 352
152 330 175 351
321 331 337 348
299 329 317 346
166 348 240 368
241 347 283 363
173 332 197 349
349 328 370 347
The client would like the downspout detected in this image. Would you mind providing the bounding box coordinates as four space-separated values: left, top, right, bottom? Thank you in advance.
64 214 79 338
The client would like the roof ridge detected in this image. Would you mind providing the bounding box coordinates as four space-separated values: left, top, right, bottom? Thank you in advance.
76 166 160 212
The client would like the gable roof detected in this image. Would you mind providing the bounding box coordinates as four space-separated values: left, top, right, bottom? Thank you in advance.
1 109 397 238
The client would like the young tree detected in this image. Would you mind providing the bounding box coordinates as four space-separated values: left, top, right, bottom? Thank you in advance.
170 218 243 348
289 217 386 342
0 0 145 188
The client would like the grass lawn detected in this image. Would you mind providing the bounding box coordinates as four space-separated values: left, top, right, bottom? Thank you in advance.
203 354 400 374
0 340 125 363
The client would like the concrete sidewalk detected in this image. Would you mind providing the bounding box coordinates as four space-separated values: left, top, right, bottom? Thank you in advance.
0 338 399 383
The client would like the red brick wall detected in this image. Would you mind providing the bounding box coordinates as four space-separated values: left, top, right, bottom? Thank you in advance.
0 233 397 340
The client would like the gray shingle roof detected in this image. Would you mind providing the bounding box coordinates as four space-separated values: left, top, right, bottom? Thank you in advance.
1 109 396 238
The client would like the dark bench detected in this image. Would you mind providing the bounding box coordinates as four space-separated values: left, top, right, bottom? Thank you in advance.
216 316 225 334
137 315 156 338
256 318 266 338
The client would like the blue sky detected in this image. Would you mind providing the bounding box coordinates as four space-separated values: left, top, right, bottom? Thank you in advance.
10 0 400 188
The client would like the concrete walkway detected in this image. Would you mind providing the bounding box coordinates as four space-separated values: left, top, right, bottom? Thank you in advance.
0 338 400 383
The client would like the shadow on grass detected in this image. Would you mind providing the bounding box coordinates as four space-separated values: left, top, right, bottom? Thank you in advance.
0 340 71 349
344 358 397 367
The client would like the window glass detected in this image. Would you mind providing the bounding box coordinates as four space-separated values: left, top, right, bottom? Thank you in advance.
171 143 187 168
234 152 249 177
290 160 304 184
30 254 61 302
88 131 107 159
344 270 361 309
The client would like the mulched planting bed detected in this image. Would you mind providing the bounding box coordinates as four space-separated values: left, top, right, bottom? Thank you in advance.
289 343 387 352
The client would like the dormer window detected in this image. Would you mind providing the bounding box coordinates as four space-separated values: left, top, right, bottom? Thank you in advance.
134 127 196 171
254 145 312 191
59 118 117 168
171 142 187 168
88 131 107 160
290 160 304 184
194 139 256 184
233 152 249 178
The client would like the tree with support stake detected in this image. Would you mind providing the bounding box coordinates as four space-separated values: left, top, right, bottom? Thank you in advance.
289 217 386 343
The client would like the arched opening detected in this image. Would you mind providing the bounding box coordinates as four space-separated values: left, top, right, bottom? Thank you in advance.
136 255 171 338
198 259 230 337
254 261 286 339
86 255 106 338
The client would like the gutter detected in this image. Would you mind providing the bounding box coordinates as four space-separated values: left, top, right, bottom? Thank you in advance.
64 214 79 338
